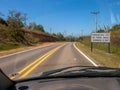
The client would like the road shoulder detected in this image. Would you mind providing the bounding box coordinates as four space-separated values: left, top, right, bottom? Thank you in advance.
73 43 99 67
76 42 120 68
0 42 56 57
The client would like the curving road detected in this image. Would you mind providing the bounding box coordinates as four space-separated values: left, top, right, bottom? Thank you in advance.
0 42 96 79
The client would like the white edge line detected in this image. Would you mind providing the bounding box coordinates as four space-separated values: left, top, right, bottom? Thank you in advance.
0 43 56 59
73 43 98 67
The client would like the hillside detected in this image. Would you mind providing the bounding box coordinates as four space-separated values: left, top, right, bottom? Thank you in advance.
0 10 59 50
0 24 58 50
76 24 120 68
23 28 58 42
79 24 120 56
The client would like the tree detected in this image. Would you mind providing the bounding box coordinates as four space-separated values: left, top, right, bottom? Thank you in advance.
34 24 45 32
0 12 8 26
7 10 27 29
28 22 45 32
56 32 65 41
112 24 120 30
6 10 30 45
0 17 8 26
28 22 36 30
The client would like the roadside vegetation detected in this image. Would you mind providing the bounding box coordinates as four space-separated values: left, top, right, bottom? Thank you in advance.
0 10 80 51
1 10 120 68
76 24 120 68
0 10 75 51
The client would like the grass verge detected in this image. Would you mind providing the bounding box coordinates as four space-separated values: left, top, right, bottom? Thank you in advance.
0 44 21 50
76 42 120 68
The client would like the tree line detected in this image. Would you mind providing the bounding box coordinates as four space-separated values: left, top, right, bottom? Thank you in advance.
0 10 79 50
0 10 54 49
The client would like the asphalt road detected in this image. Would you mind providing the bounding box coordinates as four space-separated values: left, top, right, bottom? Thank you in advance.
0 42 96 79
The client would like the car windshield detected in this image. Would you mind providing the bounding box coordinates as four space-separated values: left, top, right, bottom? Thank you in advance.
0 0 120 80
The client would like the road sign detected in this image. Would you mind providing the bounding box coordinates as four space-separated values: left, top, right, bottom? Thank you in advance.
91 33 110 43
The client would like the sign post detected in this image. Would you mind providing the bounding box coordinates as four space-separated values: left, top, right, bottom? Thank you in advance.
108 43 110 53
91 42 93 52
91 33 110 53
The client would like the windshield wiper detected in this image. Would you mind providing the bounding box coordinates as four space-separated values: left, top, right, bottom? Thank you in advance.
40 66 120 77
15 66 120 83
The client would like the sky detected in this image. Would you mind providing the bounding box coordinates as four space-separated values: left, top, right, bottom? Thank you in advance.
0 0 120 36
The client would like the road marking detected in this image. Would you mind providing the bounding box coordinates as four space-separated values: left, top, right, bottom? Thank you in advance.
20 50 55 78
10 44 65 79
10 76 15 80
73 43 98 67
19 45 64 78
18 50 54 74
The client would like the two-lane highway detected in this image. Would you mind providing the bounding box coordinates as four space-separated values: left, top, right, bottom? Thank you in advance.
0 42 97 79
0 43 64 76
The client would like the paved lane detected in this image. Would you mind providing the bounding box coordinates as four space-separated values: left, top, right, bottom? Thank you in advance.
0 42 96 79
0 43 64 76
30 42 94 76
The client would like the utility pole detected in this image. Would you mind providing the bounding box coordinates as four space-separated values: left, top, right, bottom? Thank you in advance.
81 29 84 37
50 28 52 34
24 13 27 28
0 12 4 17
91 11 99 32
81 29 84 40
90 11 99 52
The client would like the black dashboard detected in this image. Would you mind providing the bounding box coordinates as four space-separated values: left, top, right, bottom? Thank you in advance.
14 77 120 90
1 68 120 90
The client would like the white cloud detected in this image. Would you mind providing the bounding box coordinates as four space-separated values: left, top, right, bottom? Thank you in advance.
116 14 120 23
110 11 117 24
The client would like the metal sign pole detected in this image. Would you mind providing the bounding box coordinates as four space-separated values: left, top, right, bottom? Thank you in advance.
91 42 93 52
108 43 110 53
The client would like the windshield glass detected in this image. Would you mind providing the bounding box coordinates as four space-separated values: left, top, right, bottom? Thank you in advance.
0 0 120 80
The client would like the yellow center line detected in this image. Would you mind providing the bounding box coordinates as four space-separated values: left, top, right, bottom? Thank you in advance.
19 45 63 74
10 76 15 80
19 45 64 78
10 50 55 80
10 44 65 80
19 49 55 74
20 49 56 78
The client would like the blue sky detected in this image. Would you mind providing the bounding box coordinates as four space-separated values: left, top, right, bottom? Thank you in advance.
0 0 120 36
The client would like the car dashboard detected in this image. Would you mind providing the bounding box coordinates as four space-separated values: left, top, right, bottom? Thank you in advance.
14 77 120 90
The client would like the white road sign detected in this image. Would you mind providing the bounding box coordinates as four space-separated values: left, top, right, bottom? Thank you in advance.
91 33 110 42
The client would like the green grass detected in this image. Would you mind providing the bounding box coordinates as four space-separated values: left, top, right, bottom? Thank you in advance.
76 42 120 68
80 37 120 57
0 44 21 50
